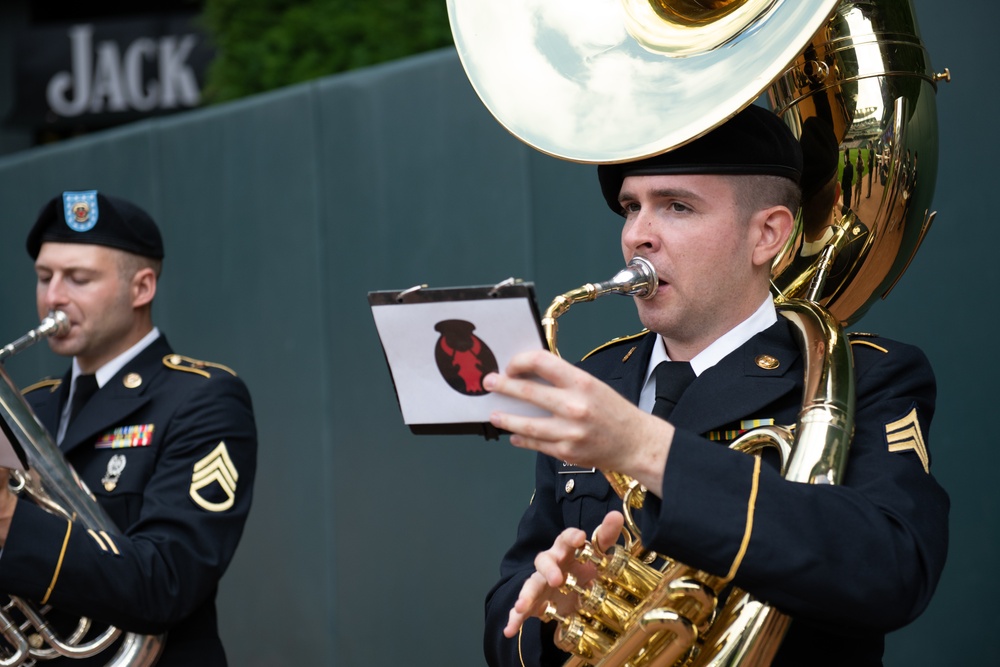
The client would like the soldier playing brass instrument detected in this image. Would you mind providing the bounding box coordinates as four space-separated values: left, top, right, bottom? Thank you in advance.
482 107 949 667
0 191 257 666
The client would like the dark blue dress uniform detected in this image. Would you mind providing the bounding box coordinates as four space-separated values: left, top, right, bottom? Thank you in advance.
484 319 949 667
0 334 257 666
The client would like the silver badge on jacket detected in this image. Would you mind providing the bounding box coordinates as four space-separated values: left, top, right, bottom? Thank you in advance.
102 453 127 491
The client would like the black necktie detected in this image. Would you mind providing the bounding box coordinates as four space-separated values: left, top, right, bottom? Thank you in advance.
651 361 695 421
69 373 99 423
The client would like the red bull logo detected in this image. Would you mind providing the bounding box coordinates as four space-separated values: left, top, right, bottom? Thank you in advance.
434 319 498 396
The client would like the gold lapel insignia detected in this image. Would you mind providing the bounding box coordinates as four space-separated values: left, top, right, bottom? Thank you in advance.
755 354 780 370
885 407 930 473
102 454 127 491
190 441 239 512
123 372 142 389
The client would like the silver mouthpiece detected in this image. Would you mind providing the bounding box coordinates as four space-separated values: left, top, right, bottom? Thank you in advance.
0 311 70 362
39 311 70 338
597 256 659 300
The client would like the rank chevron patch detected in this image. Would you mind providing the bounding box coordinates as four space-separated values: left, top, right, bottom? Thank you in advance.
885 407 930 473
86 529 121 556
190 441 239 512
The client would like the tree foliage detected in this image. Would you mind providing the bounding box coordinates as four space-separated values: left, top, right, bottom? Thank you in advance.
199 0 454 103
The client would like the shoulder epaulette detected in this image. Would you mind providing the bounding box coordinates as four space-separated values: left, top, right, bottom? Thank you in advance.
848 332 888 354
162 354 237 378
581 329 649 361
21 378 61 395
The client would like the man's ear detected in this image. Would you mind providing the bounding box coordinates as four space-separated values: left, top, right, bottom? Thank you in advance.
131 268 157 308
752 205 795 268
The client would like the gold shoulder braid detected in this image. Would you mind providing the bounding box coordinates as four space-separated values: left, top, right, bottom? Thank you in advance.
162 354 237 378
581 329 649 361
848 332 888 354
21 378 62 395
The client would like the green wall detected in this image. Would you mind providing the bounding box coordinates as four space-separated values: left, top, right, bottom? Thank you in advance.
0 2 993 663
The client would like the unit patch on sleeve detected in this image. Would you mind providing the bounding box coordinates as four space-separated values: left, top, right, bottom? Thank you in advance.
885 407 930 473
190 441 239 512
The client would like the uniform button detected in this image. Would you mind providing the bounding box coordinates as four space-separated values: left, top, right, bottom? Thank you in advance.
755 354 780 370
565 478 575 493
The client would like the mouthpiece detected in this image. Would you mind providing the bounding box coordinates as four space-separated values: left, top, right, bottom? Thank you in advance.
39 311 70 338
542 258 659 357
599 257 658 300
0 310 70 362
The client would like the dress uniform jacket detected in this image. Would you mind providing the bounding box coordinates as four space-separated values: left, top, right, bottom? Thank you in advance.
0 334 257 666
484 319 949 667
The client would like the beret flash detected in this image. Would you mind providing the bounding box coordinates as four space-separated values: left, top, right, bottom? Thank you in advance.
27 190 164 260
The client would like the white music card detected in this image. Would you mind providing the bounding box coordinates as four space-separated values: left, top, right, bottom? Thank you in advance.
368 281 549 437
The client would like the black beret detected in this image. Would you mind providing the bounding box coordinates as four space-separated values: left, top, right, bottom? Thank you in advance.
597 104 803 215
26 191 164 260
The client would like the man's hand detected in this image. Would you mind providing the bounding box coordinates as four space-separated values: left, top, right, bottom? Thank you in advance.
504 511 625 638
483 349 674 494
0 469 17 545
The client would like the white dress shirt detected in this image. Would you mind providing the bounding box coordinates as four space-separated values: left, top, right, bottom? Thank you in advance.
637 298 777 414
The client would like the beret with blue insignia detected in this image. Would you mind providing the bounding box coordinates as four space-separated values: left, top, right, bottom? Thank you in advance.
597 104 803 216
26 190 164 260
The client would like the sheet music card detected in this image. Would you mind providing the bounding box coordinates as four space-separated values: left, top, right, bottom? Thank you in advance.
368 281 549 437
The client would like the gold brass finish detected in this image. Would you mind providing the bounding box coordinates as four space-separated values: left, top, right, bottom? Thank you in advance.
768 1 944 325
449 0 941 664
0 313 165 666
541 257 658 360
621 0 777 55
447 0 840 162
542 261 854 666
449 0 943 326
652 0 752 23
755 354 780 370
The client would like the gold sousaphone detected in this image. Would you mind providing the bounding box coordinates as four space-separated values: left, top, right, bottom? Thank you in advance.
448 0 946 665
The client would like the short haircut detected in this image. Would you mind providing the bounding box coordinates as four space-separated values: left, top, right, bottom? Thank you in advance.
730 175 802 219
116 249 163 281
